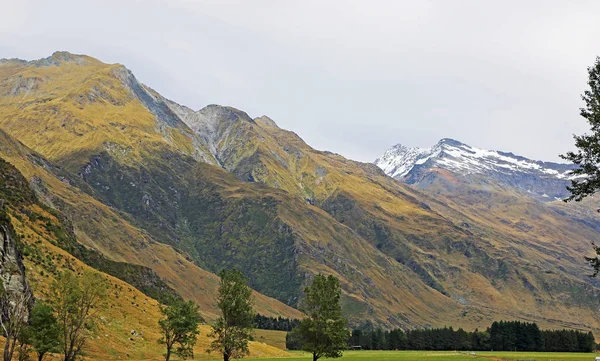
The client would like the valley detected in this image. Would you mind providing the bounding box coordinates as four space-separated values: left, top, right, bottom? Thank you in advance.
1 52 600 360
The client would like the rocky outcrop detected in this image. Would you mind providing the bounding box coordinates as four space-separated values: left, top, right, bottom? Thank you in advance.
0 158 32 303
0 212 31 313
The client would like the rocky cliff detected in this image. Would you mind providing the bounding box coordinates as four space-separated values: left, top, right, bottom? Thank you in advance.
0 208 31 321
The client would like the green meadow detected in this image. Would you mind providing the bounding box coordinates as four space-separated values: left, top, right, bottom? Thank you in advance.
242 350 598 361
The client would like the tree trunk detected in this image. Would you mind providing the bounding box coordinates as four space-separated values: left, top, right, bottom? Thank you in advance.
313 352 319 361
3 338 10 361
165 348 171 361
223 353 230 361
38 351 45 361
4 336 16 361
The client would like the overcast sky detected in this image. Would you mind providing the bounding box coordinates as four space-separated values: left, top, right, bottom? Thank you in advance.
2 1 599 162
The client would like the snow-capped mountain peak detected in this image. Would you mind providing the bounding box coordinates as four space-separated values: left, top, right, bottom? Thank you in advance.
375 138 576 181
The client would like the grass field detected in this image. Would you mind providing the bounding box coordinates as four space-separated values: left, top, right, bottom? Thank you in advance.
237 350 599 361
253 329 288 350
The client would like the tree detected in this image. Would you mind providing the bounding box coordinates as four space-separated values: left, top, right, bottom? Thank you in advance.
26 302 61 361
0 287 31 361
158 299 203 361
561 56 600 276
49 270 107 361
297 274 349 361
208 269 255 361
285 328 304 350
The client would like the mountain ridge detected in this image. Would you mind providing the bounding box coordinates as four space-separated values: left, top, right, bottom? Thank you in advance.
376 138 577 201
2 52 600 335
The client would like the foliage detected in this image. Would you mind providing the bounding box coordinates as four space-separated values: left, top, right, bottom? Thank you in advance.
539 329 595 353
209 269 255 361
0 157 37 207
285 328 304 350
343 321 594 353
158 299 203 361
0 291 31 361
49 270 108 361
221 350 600 361
16 341 30 361
297 274 349 361
74 244 182 306
561 57 600 277
254 314 300 331
25 302 61 361
562 56 600 202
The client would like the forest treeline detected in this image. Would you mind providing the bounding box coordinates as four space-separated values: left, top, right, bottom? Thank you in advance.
254 314 300 331
286 320 596 352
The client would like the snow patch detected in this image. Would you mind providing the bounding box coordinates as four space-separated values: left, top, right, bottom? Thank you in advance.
375 138 576 181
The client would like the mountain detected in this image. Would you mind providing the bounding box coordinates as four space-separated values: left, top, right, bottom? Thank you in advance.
2 52 600 337
0 52 464 328
375 138 577 201
376 138 600 325
0 156 290 359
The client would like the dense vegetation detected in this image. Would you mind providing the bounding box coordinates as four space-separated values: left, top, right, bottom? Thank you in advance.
298 321 595 353
80 155 303 305
1 270 109 361
254 314 300 331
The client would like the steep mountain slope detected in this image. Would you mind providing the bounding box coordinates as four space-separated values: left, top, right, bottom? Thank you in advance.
166 101 600 332
376 139 600 326
0 157 290 360
2 52 600 334
0 163 32 317
0 52 215 170
0 126 301 321
0 52 466 328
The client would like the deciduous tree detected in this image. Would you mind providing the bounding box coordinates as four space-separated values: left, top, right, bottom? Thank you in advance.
26 302 61 361
49 270 107 361
0 288 31 361
208 269 254 361
158 299 203 361
297 274 348 361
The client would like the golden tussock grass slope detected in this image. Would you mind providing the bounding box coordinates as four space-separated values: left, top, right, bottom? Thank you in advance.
0 55 459 328
7 204 289 360
0 128 302 322
395 170 600 333
3 52 600 334
187 108 600 333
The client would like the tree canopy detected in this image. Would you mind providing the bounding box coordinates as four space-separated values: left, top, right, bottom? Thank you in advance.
562 56 600 202
208 269 255 361
25 302 61 361
296 274 348 361
158 299 203 361
561 56 600 276
49 270 107 361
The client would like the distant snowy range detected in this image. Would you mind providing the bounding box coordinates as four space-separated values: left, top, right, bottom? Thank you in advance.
375 138 578 201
